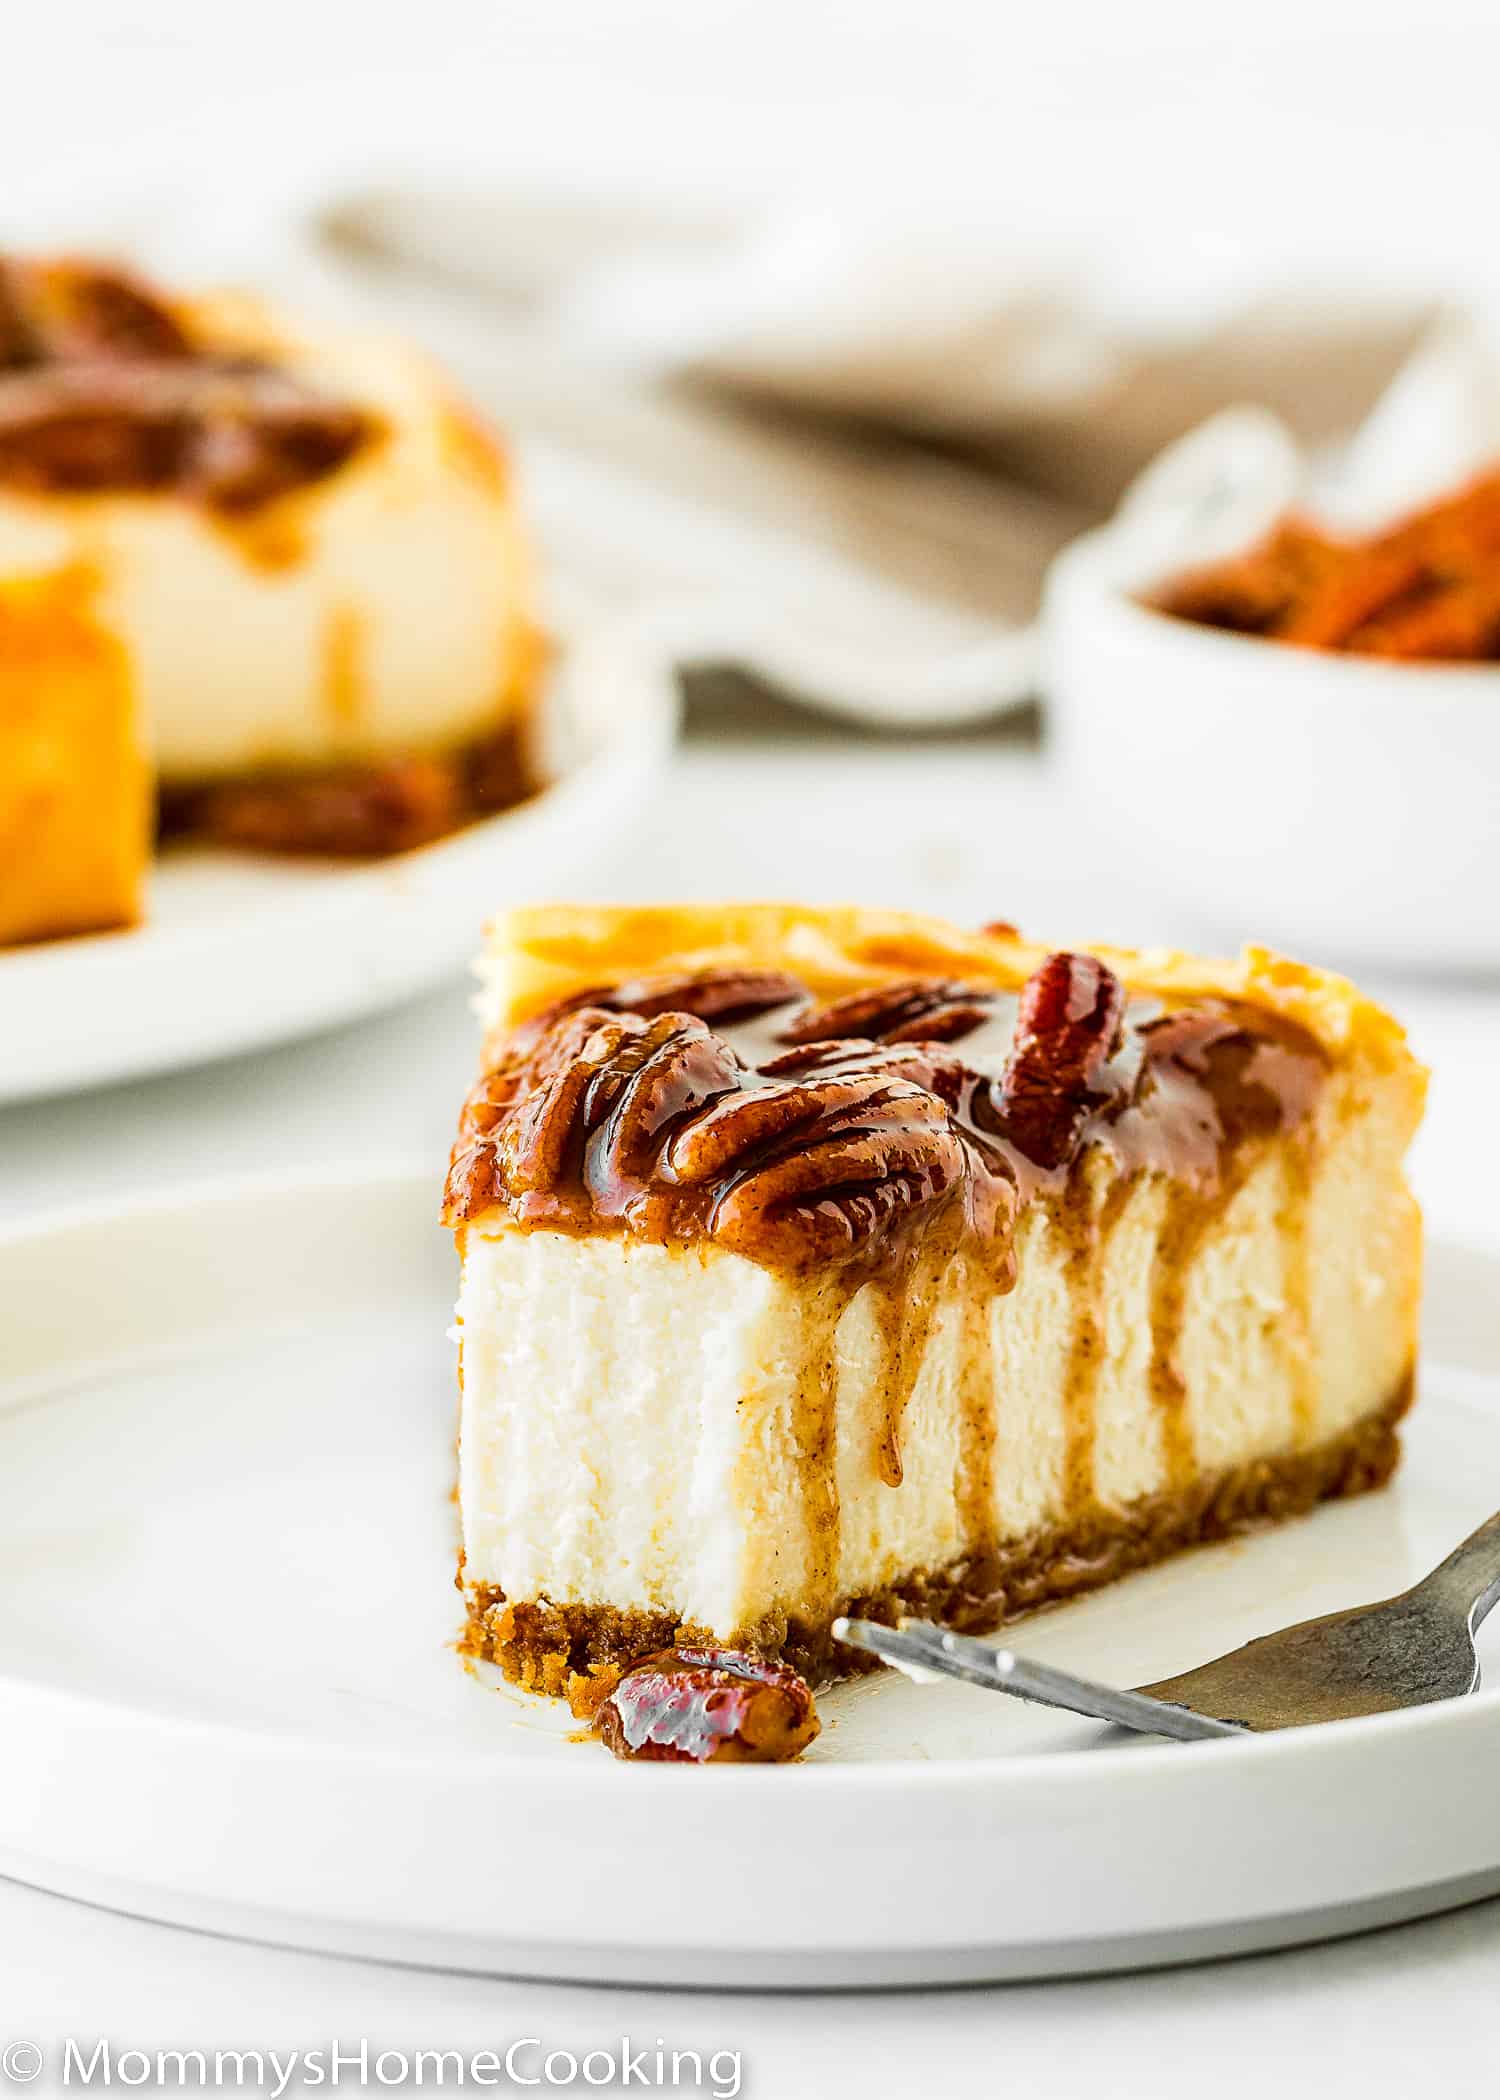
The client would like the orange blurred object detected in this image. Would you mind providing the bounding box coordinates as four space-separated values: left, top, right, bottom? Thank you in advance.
1153 467 1500 661
0 568 148 946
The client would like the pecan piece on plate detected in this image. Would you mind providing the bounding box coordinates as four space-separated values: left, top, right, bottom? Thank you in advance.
594 1648 820 1764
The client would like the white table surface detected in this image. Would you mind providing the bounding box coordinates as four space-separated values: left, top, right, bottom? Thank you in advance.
3 715 1500 2092
5 5 1500 2083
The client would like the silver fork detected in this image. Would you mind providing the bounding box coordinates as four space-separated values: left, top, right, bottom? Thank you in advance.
833 1508 1500 1739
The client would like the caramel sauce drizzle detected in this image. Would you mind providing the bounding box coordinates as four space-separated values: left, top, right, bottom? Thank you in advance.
1056 1179 1114 1515
866 1215 965 1488
444 954 1331 1558
1145 1199 1200 1492
1107 1012 1327 1489
321 604 365 734
1279 1139 1320 1446
951 1264 1000 1564
791 1275 857 1620
0 255 378 514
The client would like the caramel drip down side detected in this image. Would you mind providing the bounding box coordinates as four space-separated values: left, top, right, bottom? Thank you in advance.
1144 1130 1319 1491
952 1261 1000 1563
865 1212 965 1489
320 604 365 734
1119 1012 1331 1494
1146 1185 1202 1495
1279 1130 1320 1446
1055 1180 1113 1519
791 1274 858 1625
1145 1150 1282 1496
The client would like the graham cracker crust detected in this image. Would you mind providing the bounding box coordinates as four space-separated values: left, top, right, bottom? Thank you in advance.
460 1374 1413 1708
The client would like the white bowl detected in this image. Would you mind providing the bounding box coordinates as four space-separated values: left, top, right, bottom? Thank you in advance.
1045 528 1500 971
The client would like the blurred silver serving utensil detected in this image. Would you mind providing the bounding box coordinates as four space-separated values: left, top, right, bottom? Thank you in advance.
834 1506 1500 1740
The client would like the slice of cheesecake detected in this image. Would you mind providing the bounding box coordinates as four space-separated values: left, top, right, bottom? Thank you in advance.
444 905 1425 1705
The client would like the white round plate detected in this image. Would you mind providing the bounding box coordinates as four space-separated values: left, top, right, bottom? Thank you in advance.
0 625 677 1105
1 1172 1497 1987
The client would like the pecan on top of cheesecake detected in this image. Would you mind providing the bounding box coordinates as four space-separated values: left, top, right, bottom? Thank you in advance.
0 253 541 946
444 906 1425 1751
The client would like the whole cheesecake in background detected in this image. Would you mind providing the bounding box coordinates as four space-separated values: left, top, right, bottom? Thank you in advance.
0 254 539 946
444 906 1426 1730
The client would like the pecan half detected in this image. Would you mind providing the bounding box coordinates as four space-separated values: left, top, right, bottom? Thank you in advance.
475 970 804 1060
0 359 375 509
0 258 191 368
989 952 1127 1173
758 1036 969 1108
455 1009 746 1235
598 968 806 1025
669 1055 969 1271
576 1013 748 1191
594 1648 820 1764
445 1006 617 1221
779 978 998 1047
453 1005 621 1151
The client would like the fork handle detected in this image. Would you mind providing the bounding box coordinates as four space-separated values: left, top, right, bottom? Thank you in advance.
1411 1509 1500 1631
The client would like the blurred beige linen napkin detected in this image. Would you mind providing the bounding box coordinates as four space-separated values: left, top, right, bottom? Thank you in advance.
292 186 1432 726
